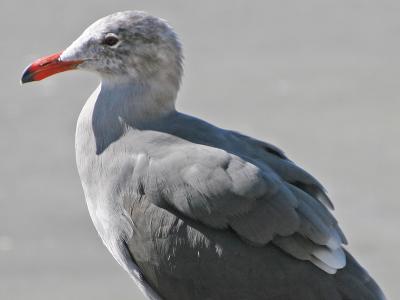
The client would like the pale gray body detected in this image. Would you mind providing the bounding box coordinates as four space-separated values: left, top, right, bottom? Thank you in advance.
58 11 384 300
75 83 384 300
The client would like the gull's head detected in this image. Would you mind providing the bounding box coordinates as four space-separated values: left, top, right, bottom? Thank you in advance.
21 11 183 89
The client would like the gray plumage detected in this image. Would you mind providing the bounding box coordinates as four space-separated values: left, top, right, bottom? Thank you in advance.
58 10 384 300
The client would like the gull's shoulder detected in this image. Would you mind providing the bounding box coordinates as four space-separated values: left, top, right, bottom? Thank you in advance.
157 111 286 160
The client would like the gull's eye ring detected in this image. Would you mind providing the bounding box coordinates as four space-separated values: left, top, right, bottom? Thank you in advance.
103 34 120 47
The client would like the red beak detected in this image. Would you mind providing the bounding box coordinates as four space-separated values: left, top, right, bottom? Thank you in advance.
21 52 83 84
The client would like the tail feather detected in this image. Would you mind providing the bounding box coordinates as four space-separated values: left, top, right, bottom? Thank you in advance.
335 251 386 300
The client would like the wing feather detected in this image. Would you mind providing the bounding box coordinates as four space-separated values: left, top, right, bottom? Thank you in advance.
142 131 347 273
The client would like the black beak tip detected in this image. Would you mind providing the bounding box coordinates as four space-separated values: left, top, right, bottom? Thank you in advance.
20 66 33 84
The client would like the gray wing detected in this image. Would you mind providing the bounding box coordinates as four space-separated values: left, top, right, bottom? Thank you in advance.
142 134 347 274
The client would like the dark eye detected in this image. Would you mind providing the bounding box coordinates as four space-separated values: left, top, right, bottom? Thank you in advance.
103 35 119 46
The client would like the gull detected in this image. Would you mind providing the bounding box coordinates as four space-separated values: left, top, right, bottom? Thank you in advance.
21 11 386 300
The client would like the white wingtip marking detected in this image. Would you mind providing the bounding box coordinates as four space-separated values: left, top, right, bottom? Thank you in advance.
312 246 346 270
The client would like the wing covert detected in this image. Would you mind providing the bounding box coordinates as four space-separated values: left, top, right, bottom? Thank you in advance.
139 137 347 273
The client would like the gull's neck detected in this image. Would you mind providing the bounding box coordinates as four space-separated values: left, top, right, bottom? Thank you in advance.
98 76 178 124
87 75 178 154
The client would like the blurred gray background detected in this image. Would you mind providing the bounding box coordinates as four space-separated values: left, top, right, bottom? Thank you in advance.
1 1 399 299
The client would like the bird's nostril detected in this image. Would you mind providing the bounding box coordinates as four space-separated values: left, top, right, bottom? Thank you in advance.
40 61 52 67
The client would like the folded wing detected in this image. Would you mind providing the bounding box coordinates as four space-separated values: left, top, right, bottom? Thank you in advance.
142 134 347 274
